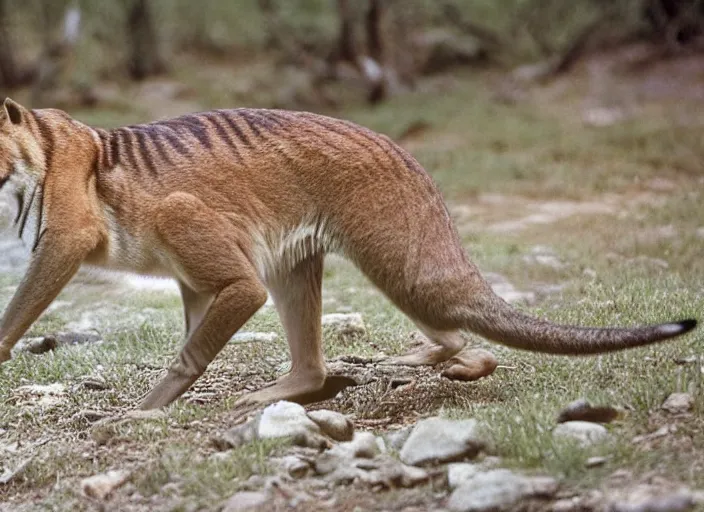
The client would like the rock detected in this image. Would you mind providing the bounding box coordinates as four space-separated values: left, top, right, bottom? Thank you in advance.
442 348 498 382
399 417 488 466
384 426 413 452
231 331 278 343
553 421 609 447
258 401 328 449
273 455 310 479
447 463 481 489
307 409 354 442
585 456 609 468
221 491 270 512
258 401 319 438
80 376 108 391
18 335 58 354
557 398 620 424
321 313 366 337
81 470 130 500
661 393 694 414
610 486 696 512
213 418 259 450
448 469 559 512
337 431 381 459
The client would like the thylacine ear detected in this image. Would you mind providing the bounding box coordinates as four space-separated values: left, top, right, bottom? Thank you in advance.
3 98 26 126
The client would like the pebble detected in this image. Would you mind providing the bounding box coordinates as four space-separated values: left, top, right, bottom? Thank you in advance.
221 491 270 512
81 470 130 500
448 469 558 512
307 409 354 442
399 417 488 466
321 313 366 337
553 421 609 447
661 393 694 415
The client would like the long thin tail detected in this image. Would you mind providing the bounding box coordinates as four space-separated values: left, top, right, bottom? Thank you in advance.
464 295 697 355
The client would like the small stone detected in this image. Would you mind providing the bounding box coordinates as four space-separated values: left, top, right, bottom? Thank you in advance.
557 398 620 424
384 426 413 452
213 418 259 450
81 470 130 500
661 393 694 414
258 401 320 439
307 410 354 442
610 486 695 512
585 456 609 468
258 401 328 449
447 463 481 489
275 455 310 479
231 331 278 343
338 431 381 459
400 417 488 466
553 421 609 447
80 376 108 391
448 469 558 512
321 313 366 337
20 335 58 354
76 409 109 423
442 349 498 382
221 491 270 512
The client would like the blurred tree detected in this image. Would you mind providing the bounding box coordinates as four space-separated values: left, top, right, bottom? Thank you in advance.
126 0 165 80
0 0 21 88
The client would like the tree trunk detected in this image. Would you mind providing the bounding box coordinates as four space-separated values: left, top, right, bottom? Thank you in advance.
126 0 165 80
0 0 19 88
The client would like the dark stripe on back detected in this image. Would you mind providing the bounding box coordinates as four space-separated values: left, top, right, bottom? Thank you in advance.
334 116 419 175
32 112 55 170
133 126 174 166
215 111 251 147
164 115 212 149
236 110 263 138
110 130 121 166
118 129 142 174
159 126 191 157
201 112 243 162
133 129 159 176
300 114 388 169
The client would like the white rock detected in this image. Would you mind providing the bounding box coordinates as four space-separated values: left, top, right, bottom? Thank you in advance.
384 426 413 451
448 469 558 512
307 409 354 441
231 331 278 343
258 401 320 440
661 393 694 414
221 491 270 512
448 463 482 489
81 470 130 500
553 421 609 447
321 313 366 336
337 431 381 459
399 417 488 466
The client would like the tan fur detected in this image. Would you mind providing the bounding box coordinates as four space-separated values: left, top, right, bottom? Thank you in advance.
0 98 697 409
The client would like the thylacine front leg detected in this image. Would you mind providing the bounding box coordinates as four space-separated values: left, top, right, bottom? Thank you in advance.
0 228 101 362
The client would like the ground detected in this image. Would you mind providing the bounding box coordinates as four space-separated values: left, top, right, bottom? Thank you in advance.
0 47 703 511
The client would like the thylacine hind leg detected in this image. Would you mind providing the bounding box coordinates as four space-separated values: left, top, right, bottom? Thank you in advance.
383 322 467 366
236 252 333 406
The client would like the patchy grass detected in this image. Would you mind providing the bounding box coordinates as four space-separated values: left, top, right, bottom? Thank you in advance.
1 58 704 510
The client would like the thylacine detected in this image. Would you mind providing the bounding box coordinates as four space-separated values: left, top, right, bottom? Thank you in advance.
0 98 697 409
